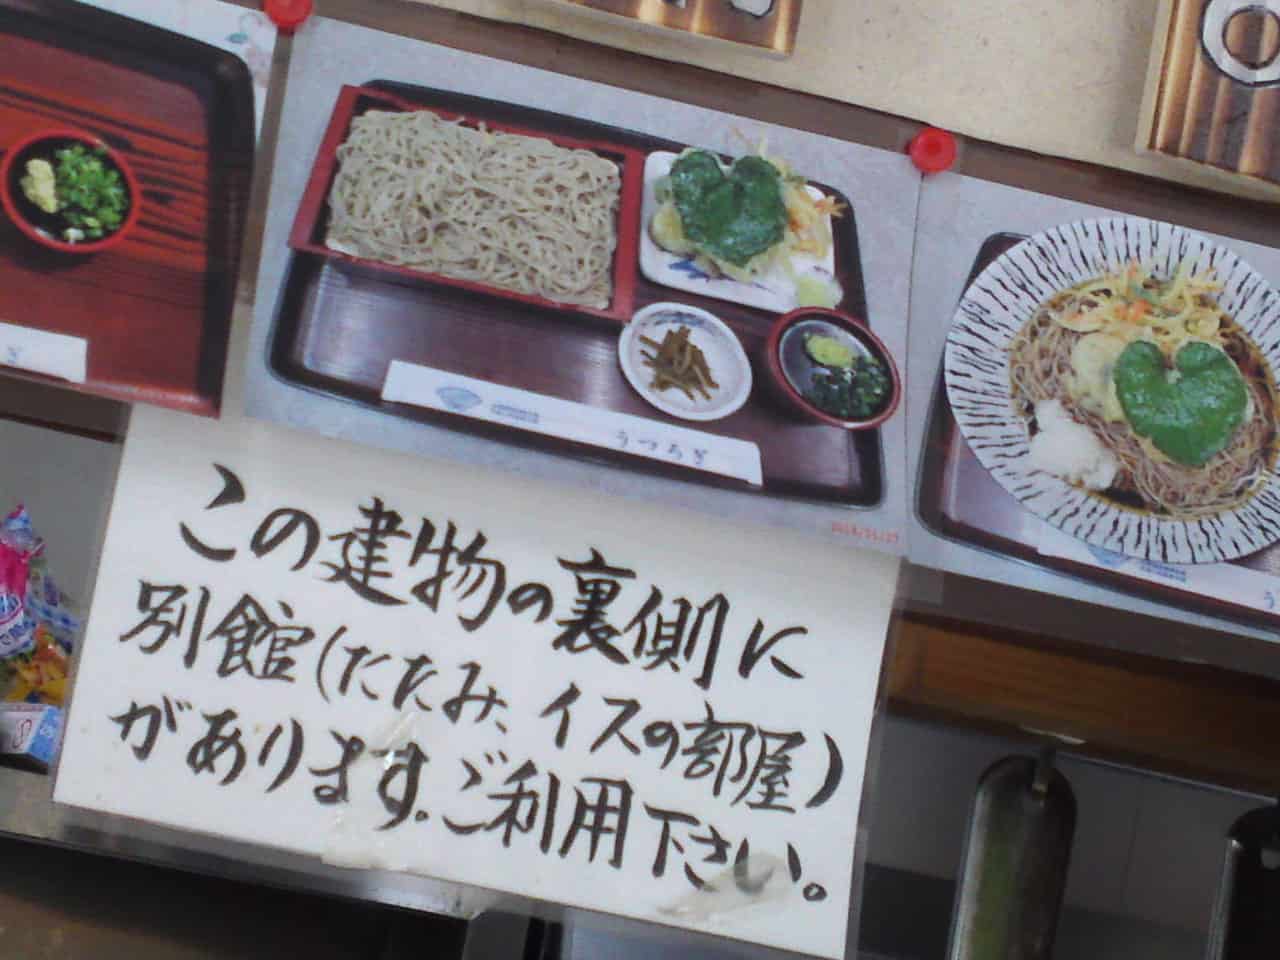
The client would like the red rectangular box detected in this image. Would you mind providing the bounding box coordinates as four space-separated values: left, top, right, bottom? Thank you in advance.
289 85 644 324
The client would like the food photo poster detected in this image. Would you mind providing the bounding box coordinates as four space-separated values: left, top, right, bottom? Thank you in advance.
242 15 918 558
0 0 270 414
240 14 1280 639
13 3 1280 641
906 172 1280 642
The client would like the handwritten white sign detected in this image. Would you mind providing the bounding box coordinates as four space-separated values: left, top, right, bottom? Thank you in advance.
55 406 896 958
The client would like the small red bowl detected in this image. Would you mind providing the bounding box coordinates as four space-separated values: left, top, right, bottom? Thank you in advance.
764 307 902 429
1 128 140 254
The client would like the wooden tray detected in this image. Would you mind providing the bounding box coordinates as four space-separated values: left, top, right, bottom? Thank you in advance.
270 80 883 506
531 0 804 57
0 0 255 416
917 233 1280 628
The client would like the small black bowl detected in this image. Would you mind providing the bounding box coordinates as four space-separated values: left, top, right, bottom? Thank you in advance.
763 308 902 429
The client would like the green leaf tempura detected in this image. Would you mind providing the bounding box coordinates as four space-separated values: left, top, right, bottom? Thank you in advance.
668 150 787 267
1113 340 1248 467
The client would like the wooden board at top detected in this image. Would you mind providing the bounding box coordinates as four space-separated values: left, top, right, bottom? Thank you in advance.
1139 0 1280 187
531 0 802 57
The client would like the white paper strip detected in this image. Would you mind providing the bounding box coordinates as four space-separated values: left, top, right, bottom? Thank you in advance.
0 321 87 384
382 360 764 487
1038 524 1280 618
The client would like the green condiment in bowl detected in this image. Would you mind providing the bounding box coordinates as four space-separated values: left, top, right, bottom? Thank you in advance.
803 333 856 369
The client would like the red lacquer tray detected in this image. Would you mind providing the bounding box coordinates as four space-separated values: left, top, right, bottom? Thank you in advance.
0 0 255 416
917 233 1280 629
290 85 645 324
271 80 884 506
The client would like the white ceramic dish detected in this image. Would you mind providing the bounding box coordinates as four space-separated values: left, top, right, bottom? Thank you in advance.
945 216 1280 565
619 302 752 421
638 150 841 314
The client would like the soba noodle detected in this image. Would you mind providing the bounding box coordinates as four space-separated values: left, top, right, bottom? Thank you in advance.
326 109 621 308
1009 276 1277 519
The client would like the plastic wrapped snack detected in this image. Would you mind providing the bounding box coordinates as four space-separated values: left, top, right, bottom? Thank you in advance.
0 509 38 661
7 623 71 705
0 507 79 706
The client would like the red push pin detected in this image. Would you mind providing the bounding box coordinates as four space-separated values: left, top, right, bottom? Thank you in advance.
908 127 957 174
265 0 313 33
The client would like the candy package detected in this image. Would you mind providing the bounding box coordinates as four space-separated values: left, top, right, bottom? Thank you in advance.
0 507 80 706
0 508 38 660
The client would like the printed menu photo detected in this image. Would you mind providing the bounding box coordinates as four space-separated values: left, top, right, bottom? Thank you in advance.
907 173 1280 639
244 16 917 555
0 0 274 415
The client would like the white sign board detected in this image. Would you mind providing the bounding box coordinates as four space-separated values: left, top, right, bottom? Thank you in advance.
56 406 897 958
